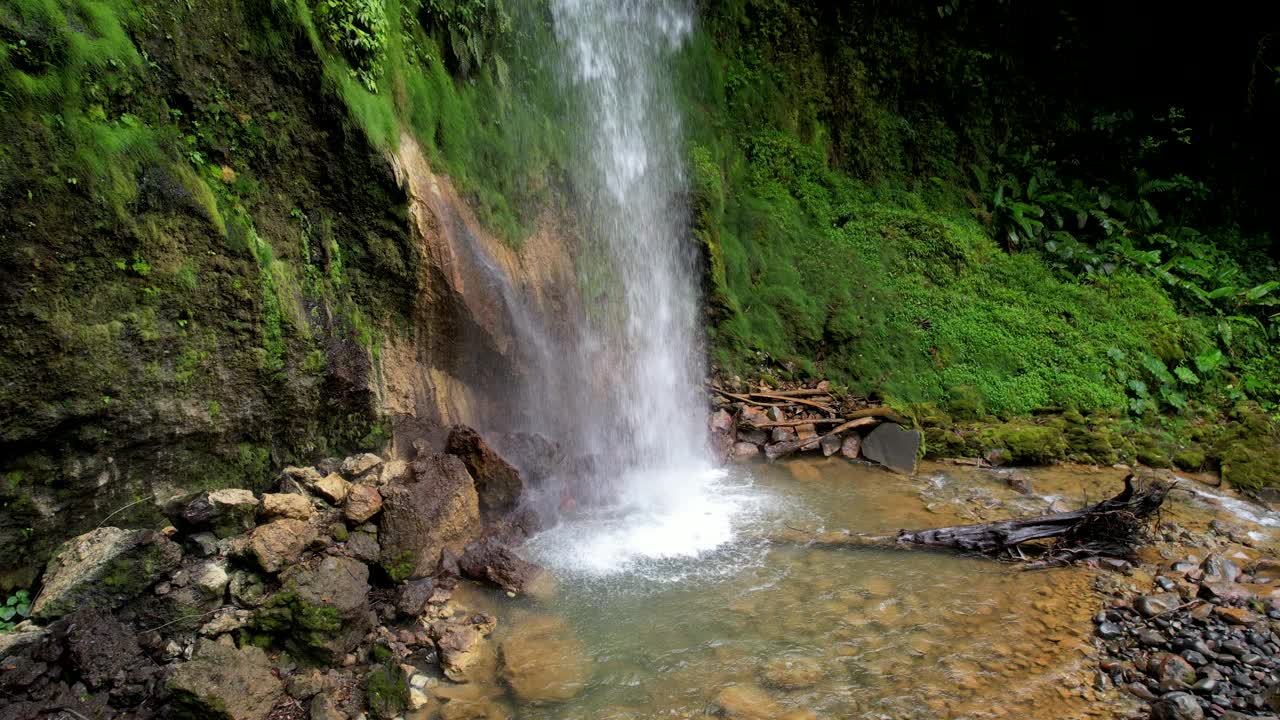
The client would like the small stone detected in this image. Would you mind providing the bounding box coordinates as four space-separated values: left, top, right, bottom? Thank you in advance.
840 434 861 459
1139 629 1169 647
344 485 383 524
819 434 841 457
1150 691 1205 720
1183 651 1209 667
408 687 428 710
314 474 351 505
1215 607 1261 626
1192 678 1217 693
1136 594 1180 618
1097 622 1124 640
192 560 230 599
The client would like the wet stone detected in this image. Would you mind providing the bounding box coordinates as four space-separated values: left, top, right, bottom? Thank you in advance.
1098 622 1125 640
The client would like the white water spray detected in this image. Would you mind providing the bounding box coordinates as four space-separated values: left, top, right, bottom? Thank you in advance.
526 0 753 574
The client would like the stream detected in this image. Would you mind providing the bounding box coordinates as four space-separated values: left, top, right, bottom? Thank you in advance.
412 461 1280 720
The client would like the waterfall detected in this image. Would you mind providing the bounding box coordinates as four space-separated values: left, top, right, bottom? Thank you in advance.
522 0 750 575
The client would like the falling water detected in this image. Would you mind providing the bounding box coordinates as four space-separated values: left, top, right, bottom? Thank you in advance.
524 0 755 575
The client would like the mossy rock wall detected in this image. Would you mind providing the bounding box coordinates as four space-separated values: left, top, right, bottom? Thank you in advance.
0 0 419 585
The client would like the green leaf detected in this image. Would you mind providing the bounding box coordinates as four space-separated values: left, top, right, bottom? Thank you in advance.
1174 365 1199 385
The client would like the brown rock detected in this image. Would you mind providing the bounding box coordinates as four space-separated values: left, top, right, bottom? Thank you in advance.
1213 606 1260 625
344 485 383 524
840 434 861 459
771 426 797 443
247 519 316 573
740 405 769 427
435 623 487 682
314 474 351 505
379 454 480 581
709 409 734 433
761 656 823 689
1153 652 1196 687
714 684 782 719
261 493 313 521
731 442 761 460
499 614 590 704
795 423 818 441
447 425 525 522
459 537 543 594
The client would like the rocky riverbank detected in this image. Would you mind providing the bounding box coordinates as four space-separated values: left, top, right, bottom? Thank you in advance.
0 427 570 720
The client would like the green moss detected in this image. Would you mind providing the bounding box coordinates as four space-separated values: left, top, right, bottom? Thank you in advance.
383 549 415 583
1173 448 1206 472
252 591 343 658
975 422 1068 465
366 650 408 720
1220 439 1280 492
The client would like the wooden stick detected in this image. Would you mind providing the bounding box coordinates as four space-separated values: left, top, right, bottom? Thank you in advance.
745 392 836 415
823 416 879 436
748 388 833 398
747 418 847 428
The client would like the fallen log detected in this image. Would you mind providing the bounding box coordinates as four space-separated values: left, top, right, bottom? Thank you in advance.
778 474 1171 567
749 388 834 398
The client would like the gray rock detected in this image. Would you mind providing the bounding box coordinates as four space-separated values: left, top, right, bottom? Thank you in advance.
270 556 372 660
1202 554 1242 583
861 423 921 476
738 428 768 446
820 434 842 457
341 453 383 479
191 559 230 599
1097 622 1124 639
1150 692 1204 720
310 693 348 720
32 527 182 620
1139 629 1169 647
168 641 284 720
345 531 381 565
731 441 761 460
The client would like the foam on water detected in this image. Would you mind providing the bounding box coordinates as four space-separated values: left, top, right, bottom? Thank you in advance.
527 466 769 580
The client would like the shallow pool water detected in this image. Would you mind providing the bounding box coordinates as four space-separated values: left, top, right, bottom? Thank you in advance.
425 460 1189 720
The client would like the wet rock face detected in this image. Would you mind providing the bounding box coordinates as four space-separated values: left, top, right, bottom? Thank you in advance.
458 537 543 594
446 425 526 522
32 527 182 620
167 641 284 720
861 423 921 476
379 453 481 581
491 431 563 485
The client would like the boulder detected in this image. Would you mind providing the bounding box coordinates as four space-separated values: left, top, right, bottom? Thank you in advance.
261 493 313 521
840 434 861 459
256 556 371 660
491 432 563 484
314 474 351 505
738 428 769 446
499 614 589 704
344 531 381 565
1201 553 1241 583
459 537 543 594
396 578 436 618
731 442 760 460
344 485 383 524
819 434 841 457
447 425 525 522
32 527 182 620
379 453 480 582
771 426 797 443
341 453 383 479
709 409 734 433
434 622 488 682
861 423 920 475
182 488 259 538
246 518 317 573
168 641 284 720
740 405 769 427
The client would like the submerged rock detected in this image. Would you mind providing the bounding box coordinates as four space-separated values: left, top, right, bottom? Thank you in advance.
761 656 823 689
168 641 284 720
33 527 182 620
861 423 921 476
447 425 525 522
713 684 783 719
499 614 590 704
380 453 480 582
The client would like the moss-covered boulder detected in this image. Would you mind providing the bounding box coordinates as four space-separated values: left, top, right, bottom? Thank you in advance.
1220 439 1280 492
365 649 409 720
167 640 283 720
973 422 1068 465
32 527 181 621
253 555 370 661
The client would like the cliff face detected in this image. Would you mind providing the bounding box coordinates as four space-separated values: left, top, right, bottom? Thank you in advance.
0 0 578 587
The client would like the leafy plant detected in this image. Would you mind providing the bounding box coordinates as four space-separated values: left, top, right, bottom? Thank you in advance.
0 590 31 631
316 0 390 91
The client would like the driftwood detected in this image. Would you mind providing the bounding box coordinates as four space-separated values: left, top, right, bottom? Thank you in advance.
711 387 837 416
751 388 834 398
780 474 1171 567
